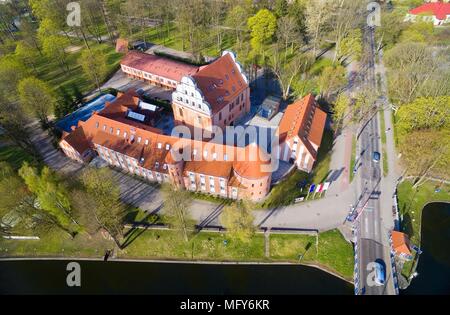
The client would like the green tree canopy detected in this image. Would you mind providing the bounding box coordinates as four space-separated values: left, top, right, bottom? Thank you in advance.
220 201 255 243
18 77 56 126
247 9 277 53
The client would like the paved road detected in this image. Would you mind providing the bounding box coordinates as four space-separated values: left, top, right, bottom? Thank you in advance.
354 25 396 295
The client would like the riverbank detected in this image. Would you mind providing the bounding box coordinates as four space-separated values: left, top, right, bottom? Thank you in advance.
0 228 354 281
396 180 450 279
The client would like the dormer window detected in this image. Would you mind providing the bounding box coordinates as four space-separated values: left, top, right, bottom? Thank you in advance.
116 129 120 136
137 136 142 143
123 132 127 138
225 74 229 80
95 122 99 128
144 139 149 145
130 134 135 142
165 144 170 150
155 162 159 169
140 157 144 164
157 143 162 149
103 125 107 131
163 164 167 170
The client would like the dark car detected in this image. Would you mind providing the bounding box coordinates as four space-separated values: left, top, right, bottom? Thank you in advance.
372 151 381 162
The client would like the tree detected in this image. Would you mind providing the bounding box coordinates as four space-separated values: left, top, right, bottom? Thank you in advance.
18 163 79 237
0 96 39 159
337 28 362 62
329 0 365 63
305 0 332 56
276 15 301 59
81 167 126 248
15 40 39 73
161 183 193 242
396 96 450 139
400 20 433 43
18 77 56 127
79 49 108 92
274 0 288 18
270 51 314 100
399 130 449 188
317 65 347 100
247 9 277 57
220 201 255 243
384 42 440 105
42 35 70 72
0 54 28 100
333 93 351 130
375 9 407 50
0 162 33 236
226 5 248 49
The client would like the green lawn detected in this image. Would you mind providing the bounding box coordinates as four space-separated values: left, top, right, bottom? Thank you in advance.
0 227 354 280
397 180 450 245
0 145 35 170
35 41 123 98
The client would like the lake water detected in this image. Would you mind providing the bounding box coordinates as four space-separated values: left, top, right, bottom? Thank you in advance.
402 202 450 295
0 260 353 295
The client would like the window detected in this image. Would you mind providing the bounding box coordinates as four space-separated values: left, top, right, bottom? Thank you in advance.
165 144 170 150
163 164 167 170
130 134 135 142
197 116 202 124
224 154 228 161
219 112 222 121
137 136 141 143
116 129 120 136
123 132 127 138
103 125 107 131
212 152 217 160
110 127 113 134
179 108 183 117
144 139 149 145
157 142 162 149
155 162 160 169
203 150 208 158
193 149 197 156
95 122 99 128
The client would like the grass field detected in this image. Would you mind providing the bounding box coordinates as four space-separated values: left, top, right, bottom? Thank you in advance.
397 180 450 245
0 227 354 280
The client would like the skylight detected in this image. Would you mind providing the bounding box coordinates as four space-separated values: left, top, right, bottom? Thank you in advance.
127 110 145 122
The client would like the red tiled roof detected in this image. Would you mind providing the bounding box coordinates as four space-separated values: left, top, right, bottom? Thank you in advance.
62 126 91 154
61 90 272 180
308 107 327 147
192 52 248 114
392 231 412 256
278 94 328 157
410 2 450 20
121 51 199 82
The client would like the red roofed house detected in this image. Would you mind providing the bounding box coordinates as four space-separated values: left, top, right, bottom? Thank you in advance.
171 51 250 133
59 90 271 202
405 1 450 26
277 94 327 173
391 231 413 261
120 51 199 90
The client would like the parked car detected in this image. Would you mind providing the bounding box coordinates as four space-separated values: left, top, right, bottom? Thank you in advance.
374 262 385 286
372 151 381 162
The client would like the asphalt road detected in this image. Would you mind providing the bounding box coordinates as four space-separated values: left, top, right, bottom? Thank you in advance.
354 25 396 295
